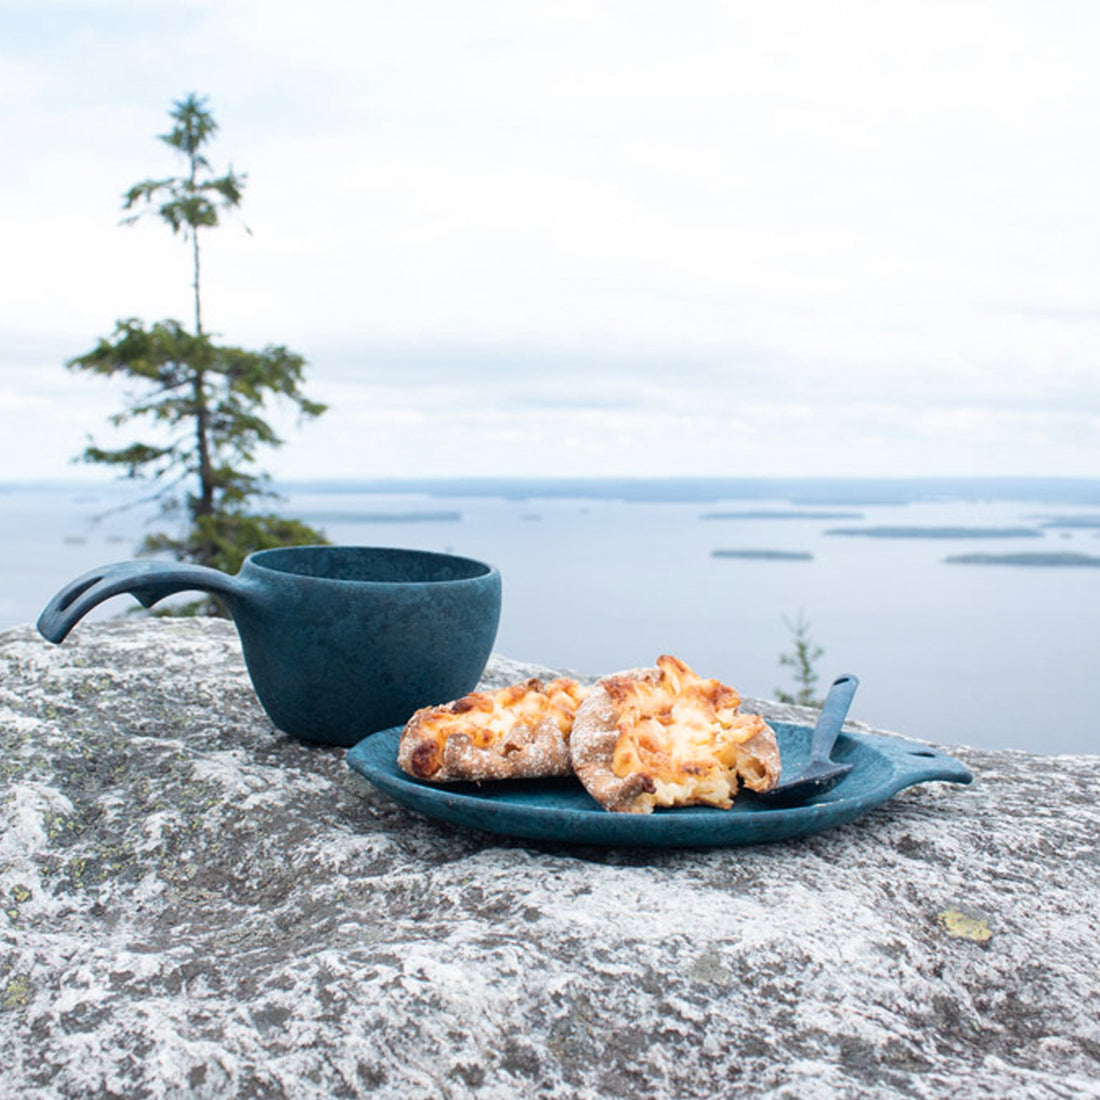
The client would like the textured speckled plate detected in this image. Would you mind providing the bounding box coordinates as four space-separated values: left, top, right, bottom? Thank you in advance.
345 722 973 847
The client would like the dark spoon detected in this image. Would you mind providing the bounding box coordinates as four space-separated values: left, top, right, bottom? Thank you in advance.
751 673 859 807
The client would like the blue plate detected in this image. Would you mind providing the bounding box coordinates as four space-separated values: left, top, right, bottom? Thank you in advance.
345 723 973 847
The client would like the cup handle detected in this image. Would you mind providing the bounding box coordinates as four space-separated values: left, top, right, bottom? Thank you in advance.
37 560 245 643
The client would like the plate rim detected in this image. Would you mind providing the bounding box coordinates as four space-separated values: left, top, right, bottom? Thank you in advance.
345 722 973 848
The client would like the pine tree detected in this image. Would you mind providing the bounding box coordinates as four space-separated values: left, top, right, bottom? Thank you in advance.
68 94 327 608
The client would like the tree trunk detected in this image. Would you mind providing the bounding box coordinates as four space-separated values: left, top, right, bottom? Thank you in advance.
192 230 203 338
192 368 216 566
189 169 213 564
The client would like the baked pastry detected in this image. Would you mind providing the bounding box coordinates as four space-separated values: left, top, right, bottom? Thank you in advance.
397 677 588 782
570 655 780 813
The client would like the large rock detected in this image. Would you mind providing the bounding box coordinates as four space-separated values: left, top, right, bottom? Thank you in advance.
0 619 1097 1099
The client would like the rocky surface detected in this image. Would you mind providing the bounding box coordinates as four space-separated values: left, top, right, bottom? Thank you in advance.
0 618 1098 1099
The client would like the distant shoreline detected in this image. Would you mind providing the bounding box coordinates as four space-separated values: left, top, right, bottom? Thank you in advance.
274 476 1100 507
5 475 1100 508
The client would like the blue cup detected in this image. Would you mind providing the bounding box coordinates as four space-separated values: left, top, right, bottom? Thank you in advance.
38 546 502 747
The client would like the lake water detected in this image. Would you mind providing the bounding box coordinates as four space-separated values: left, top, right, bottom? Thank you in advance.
3 477 1100 756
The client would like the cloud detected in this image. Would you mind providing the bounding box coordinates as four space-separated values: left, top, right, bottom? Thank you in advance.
2 0 1100 478
997 305 1100 325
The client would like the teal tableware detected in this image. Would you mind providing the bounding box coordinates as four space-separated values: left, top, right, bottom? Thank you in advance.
346 723 973 847
750 674 858 806
38 546 502 747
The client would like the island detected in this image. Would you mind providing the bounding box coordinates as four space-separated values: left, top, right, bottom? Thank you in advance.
825 526 1042 539
944 552 1100 568
1039 515 1100 529
711 549 814 561
296 510 462 524
700 510 863 521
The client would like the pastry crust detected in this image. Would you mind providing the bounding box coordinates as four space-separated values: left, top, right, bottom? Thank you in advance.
397 677 587 783
571 655 780 813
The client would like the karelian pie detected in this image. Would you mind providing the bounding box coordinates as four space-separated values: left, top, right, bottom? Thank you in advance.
397 677 588 783
570 655 780 813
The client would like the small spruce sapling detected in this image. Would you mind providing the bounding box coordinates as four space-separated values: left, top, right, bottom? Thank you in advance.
775 611 825 707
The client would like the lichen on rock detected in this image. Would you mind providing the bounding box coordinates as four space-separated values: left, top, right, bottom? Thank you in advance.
0 619 1097 1098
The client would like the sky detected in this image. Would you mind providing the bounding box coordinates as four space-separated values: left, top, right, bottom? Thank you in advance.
2 0 1099 482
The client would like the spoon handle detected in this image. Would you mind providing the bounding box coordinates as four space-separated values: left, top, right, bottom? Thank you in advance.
809 674 860 763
